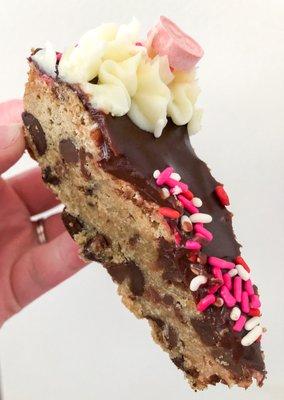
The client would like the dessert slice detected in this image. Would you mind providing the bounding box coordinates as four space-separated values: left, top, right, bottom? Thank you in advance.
22 17 266 390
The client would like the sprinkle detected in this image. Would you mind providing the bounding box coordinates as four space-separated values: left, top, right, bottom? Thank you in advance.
170 172 181 181
161 187 170 199
197 294 216 312
174 230 181 246
190 275 207 291
159 207 180 219
244 279 254 296
250 294 261 309
220 286 236 308
156 167 173 185
233 276 242 302
165 178 188 192
180 215 193 232
228 268 238 277
208 284 221 294
214 297 224 307
236 264 250 281
178 195 199 214
182 190 194 200
192 197 203 207
185 240 201 251
215 185 230 206
235 256 250 273
241 325 263 346
248 308 261 317
230 307 241 321
245 316 261 331
135 41 143 46
223 273 232 291
153 169 160 179
190 213 213 224
233 315 247 332
212 267 223 283
241 291 250 313
208 256 235 270
194 224 213 241
171 186 182 195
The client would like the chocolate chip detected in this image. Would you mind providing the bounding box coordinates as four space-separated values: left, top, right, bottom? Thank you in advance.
209 374 221 385
163 294 174 306
42 166 60 186
22 112 47 156
165 325 178 349
83 234 110 261
59 139 79 163
129 262 145 296
146 316 165 329
188 368 200 378
146 287 161 303
61 209 84 238
107 263 129 284
171 356 184 370
79 148 93 180
107 261 145 296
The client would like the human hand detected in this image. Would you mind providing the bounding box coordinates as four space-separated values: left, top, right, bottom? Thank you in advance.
0 100 86 326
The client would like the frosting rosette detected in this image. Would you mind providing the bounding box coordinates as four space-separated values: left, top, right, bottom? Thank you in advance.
31 17 204 137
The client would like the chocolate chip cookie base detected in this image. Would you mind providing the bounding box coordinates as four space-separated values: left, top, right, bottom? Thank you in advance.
22 64 265 390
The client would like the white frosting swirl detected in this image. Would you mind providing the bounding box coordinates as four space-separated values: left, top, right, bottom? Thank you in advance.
32 19 201 137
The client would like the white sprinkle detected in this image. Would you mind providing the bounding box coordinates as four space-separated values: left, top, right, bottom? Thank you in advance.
172 186 182 195
230 307 241 321
153 170 160 179
228 268 238 277
192 197 203 208
236 264 250 281
245 317 261 331
161 187 170 199
170 172 181 181
190 275 208 291
181 215 193 232
241 326 263 346
190 213 212 224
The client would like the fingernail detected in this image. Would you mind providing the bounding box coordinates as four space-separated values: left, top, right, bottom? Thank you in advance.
0 124 22 149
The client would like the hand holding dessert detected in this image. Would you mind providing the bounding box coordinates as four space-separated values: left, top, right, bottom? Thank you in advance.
0 100 85 326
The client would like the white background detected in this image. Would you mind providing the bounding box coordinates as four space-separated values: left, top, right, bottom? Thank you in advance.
1 0 284 399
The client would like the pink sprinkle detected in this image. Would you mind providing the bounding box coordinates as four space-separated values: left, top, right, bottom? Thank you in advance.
241 291 250 313
233 276 242 302
165 178 188 192
220 286 236 308
135 41 143 46
194 224 213 241
213 267 223 283
56 52 62 61
208 284 221 294
244 279 254 296
223 273 232 291
250 294 261 309
156 167 174 186
185 240 201 250
197 294 216 312
208 257 235 270
178 195 199 214
233 315 247 332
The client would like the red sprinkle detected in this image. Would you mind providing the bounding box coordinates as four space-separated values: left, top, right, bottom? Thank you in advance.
182 190 194 200
248 308 261 317
174 230 182 246
159 207 180 219
56 51 62 61
215 185 230 206
235 256 251 273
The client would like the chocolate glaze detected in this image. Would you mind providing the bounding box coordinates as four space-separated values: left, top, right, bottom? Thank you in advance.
97 115 240 260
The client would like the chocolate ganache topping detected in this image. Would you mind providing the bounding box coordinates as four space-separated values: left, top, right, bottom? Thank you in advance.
97 114 240 260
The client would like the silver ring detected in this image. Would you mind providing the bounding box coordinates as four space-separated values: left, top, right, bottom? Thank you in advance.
35 218 47 245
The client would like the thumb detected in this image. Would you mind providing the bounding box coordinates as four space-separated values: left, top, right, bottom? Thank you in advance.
0 124 25 174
